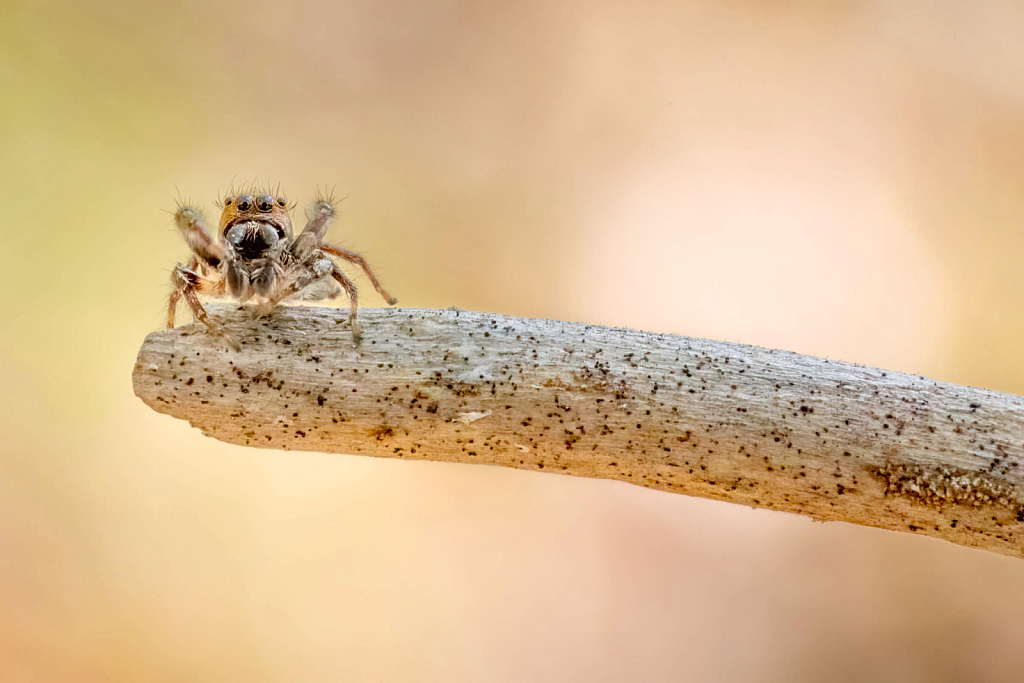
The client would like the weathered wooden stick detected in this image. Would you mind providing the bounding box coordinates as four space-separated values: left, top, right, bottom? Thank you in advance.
133 304 1024 558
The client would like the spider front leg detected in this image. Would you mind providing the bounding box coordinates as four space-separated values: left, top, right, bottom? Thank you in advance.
255 252 363 343
292 198 398 306
167 255 198 328
169 264 240 351
291 198 336 259
321 243 398 305
174 203 225 267
252 252 332 317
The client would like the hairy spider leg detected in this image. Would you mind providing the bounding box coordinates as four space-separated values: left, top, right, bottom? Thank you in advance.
330 263 362 342
167 255 198 328
291 200 336 258
321 242 398 305
174 205 225 267
170 264 240 351
253 254 333 316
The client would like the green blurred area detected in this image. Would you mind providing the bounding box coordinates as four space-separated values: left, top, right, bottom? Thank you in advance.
3 1 1024 681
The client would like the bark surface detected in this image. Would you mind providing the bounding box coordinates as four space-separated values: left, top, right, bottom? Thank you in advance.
133 304 1024 559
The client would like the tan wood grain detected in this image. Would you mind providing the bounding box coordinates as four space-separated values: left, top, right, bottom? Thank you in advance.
133 304 1024 559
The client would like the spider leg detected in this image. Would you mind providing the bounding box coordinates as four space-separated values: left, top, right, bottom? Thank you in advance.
252 253 333 317
261 253 362 342
321 242 398 305
174 204 225 267
167 255 198 328
330 263 362 343
291 199 335 258
170 263 240 351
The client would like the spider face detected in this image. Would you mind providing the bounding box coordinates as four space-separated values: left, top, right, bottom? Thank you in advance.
219 193 293 260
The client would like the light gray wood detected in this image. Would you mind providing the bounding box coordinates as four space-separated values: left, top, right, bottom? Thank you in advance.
133 304 1024 559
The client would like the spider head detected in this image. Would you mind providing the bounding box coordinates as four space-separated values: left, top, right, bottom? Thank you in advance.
219 192 293 259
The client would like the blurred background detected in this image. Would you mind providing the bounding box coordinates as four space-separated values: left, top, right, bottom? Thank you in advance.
3 0 1024 680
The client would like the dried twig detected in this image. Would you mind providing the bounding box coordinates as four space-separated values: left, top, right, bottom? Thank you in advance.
133 304 1024 559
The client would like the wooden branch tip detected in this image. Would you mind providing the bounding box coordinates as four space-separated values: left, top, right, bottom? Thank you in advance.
133 304 1024 559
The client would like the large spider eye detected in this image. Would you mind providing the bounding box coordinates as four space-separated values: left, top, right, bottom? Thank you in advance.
256 194 274 212
277 197 286 207
236 194 252 211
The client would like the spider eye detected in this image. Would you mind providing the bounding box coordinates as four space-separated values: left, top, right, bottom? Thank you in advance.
277 197 286 207
224 197 232 206
236 194 253 211
256 194 274 212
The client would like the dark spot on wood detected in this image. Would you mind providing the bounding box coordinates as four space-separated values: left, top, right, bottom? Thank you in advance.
370 424 395 440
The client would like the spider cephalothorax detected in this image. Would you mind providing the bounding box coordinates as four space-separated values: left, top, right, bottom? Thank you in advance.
167 185 397 350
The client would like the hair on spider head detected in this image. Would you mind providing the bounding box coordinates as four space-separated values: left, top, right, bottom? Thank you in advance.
245 180 296 210
217 178 290 210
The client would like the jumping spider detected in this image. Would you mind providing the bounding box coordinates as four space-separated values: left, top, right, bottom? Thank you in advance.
167 186 397 350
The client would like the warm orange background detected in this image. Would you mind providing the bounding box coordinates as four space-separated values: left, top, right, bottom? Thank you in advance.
3 1 1024 680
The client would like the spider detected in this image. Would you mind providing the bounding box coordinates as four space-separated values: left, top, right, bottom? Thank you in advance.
167 185 397 350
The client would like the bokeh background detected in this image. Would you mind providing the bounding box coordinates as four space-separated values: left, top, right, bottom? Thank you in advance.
3 0 1024 680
